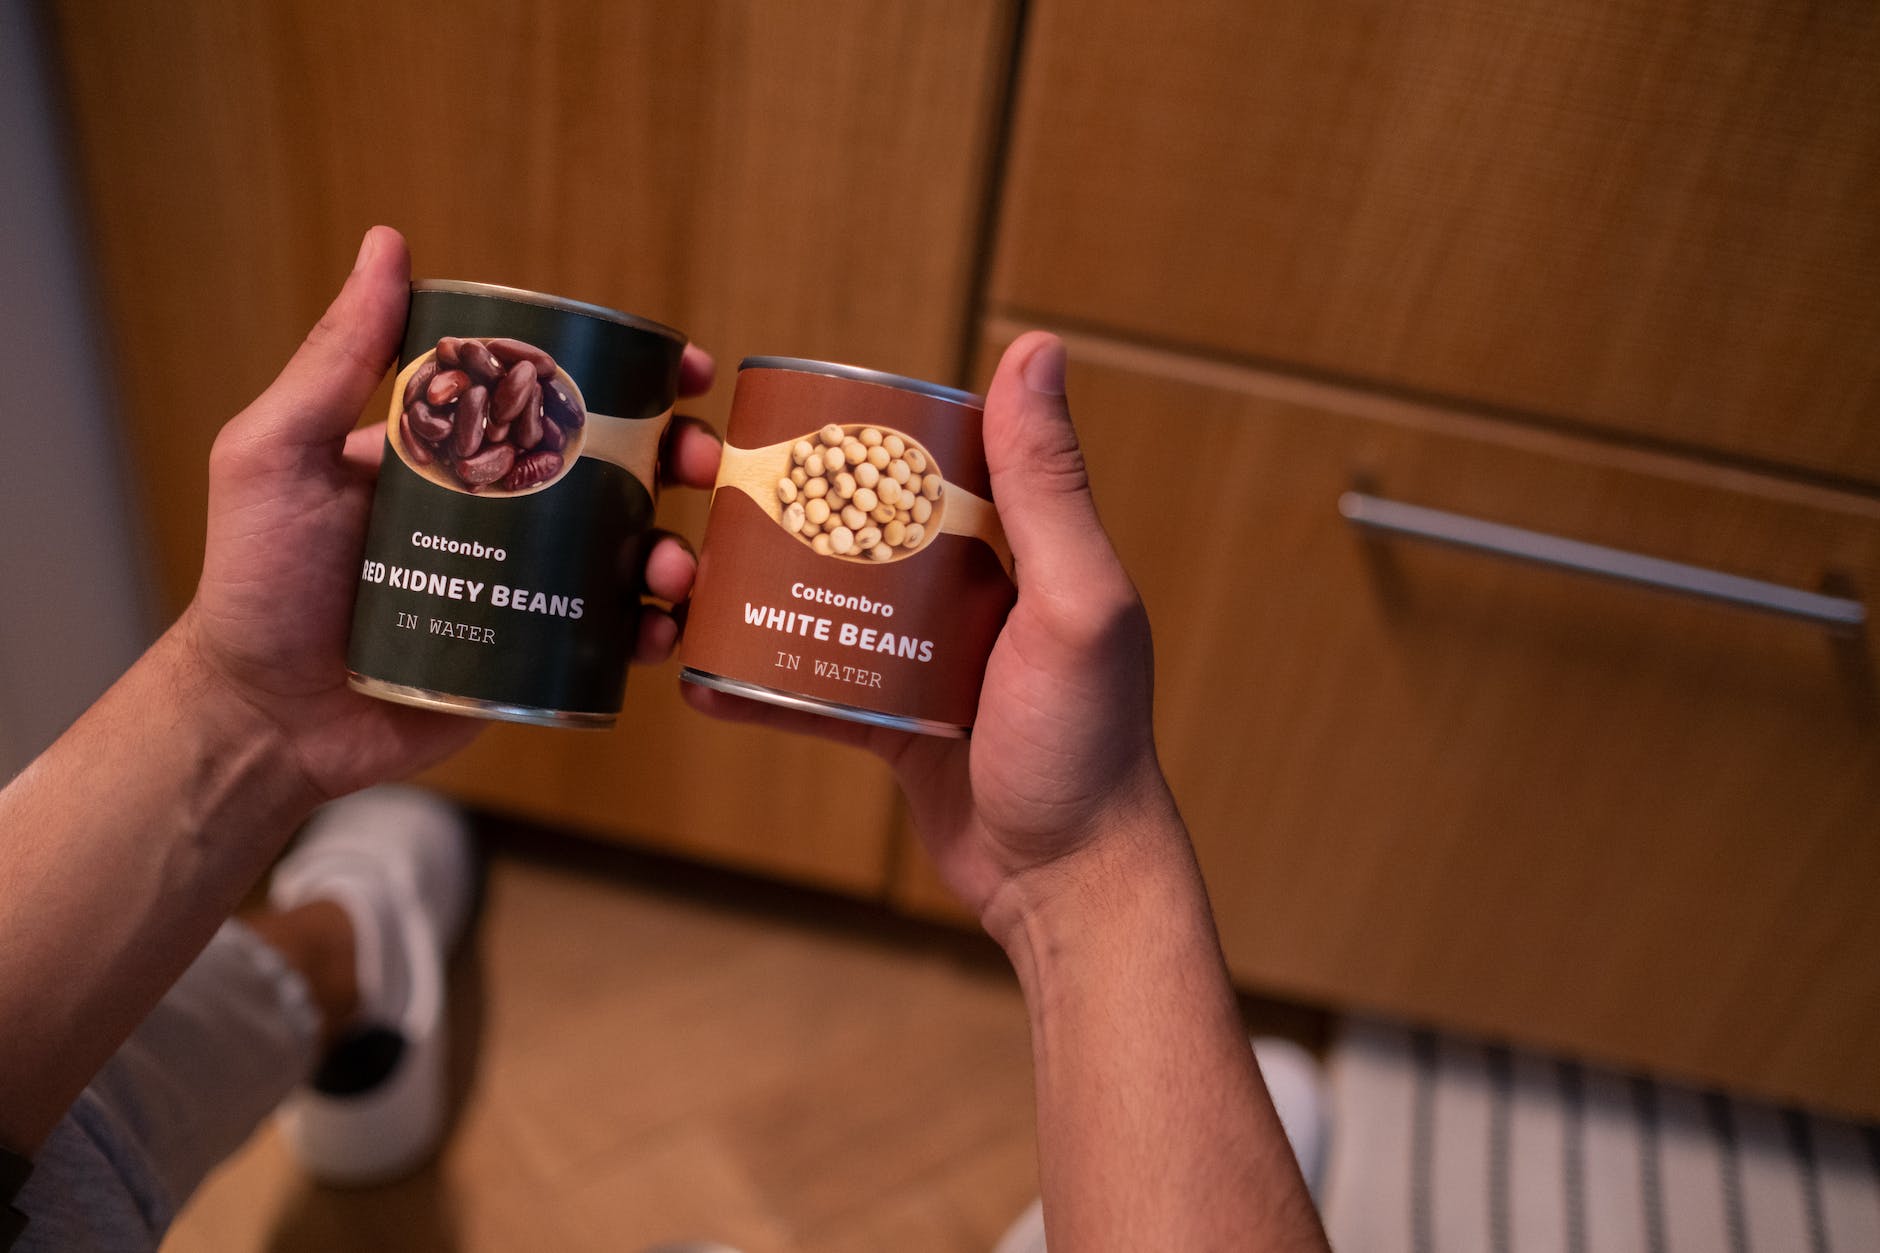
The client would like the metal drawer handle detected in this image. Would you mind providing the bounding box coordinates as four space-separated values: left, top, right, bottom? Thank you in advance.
1339 492 1866 628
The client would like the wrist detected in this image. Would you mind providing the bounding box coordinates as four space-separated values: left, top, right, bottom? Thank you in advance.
148 615 326 824
980 772 1201 967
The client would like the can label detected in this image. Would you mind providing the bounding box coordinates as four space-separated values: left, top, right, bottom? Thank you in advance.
681 365 1016 732
347 284 682 723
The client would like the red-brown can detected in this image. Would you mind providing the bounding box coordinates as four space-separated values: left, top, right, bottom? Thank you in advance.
680 358 1016 736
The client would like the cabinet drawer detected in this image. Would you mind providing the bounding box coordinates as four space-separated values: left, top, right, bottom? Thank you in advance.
981 321 1880 1117
993 0 1880 484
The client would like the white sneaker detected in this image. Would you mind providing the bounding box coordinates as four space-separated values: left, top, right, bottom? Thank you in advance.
268 786 475 1186
990 1035 1329 1253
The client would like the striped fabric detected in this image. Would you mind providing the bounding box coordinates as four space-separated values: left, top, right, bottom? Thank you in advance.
1324 1020 1880 1253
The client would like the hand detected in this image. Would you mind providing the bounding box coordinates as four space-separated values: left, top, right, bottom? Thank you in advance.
177 226 721 800
686 332 1179 927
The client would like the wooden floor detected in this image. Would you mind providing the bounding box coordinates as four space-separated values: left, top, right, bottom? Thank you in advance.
165 824 1044 1253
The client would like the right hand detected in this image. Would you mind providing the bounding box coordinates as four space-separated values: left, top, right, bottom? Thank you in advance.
685 332 1182 929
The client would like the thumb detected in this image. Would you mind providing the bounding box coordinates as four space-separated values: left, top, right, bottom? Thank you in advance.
983 331 1125 598
242 225 411 447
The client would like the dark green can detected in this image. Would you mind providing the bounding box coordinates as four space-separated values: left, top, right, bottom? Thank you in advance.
347 280 686 727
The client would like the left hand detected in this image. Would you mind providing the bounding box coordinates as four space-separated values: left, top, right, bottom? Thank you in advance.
177 226 721 799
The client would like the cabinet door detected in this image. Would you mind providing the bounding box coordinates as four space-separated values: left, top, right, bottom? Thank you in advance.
975 320 1880 1119
993 0 1880 485
52 1 1015 891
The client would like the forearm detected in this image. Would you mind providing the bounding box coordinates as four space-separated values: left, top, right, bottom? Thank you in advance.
0 622 320 1148
988 795 1328 1252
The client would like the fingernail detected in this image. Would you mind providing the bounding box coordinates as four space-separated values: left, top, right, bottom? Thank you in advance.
1022 337 1066 396
351 228 376 274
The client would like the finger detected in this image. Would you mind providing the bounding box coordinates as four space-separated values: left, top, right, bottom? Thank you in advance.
641 532 698 604
342 422 387 472
634 608 679 665
679 344 716 398
982 331 1129 600
243 226 412 448
661 415 723 489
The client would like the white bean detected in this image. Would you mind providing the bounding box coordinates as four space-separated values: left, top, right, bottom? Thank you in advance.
820 423 844 446
852 486 878 512
782 501 806 532
830 526 855 555
855 462 880 489
805 497 831 525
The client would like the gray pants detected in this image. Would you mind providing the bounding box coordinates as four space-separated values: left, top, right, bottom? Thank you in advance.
16 921 318 1252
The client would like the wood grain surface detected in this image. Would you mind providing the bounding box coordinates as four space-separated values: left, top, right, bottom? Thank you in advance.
976 318 1880 1119
993 0 1880 485
50 0 1014 889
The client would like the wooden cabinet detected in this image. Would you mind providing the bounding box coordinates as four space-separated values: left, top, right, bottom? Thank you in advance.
51 0 1015 891
57 0 1880 1116
993 0 1880 484
971 319 1880 1116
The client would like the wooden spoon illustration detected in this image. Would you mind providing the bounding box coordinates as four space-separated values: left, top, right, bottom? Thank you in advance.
388 348 669 498
715 425 1013 577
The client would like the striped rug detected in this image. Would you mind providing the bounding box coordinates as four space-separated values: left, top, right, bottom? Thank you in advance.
1322 1020 1880 1253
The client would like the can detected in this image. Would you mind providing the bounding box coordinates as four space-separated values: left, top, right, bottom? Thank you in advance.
347 280 686 727
679 358 1017 736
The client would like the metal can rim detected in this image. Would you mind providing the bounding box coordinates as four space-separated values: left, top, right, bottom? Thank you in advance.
410 279 687 345
737 356 983 409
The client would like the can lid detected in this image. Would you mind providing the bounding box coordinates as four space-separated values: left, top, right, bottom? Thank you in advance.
738 356 983 408
411 280 686 345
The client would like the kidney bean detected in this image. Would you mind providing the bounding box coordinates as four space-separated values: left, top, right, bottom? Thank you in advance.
486 337 558 378
541 377 586 429
407 400 453 444
402 358 439 409
499 450 563 492
455 442 517 486
400 411 435 464
457 339 504 384
492 361 538 425
513 399 546 450
400 337 581 493
427 368 470 407
451 383 489 458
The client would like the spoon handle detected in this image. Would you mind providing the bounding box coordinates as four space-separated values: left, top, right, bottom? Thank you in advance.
939 484 1014 579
